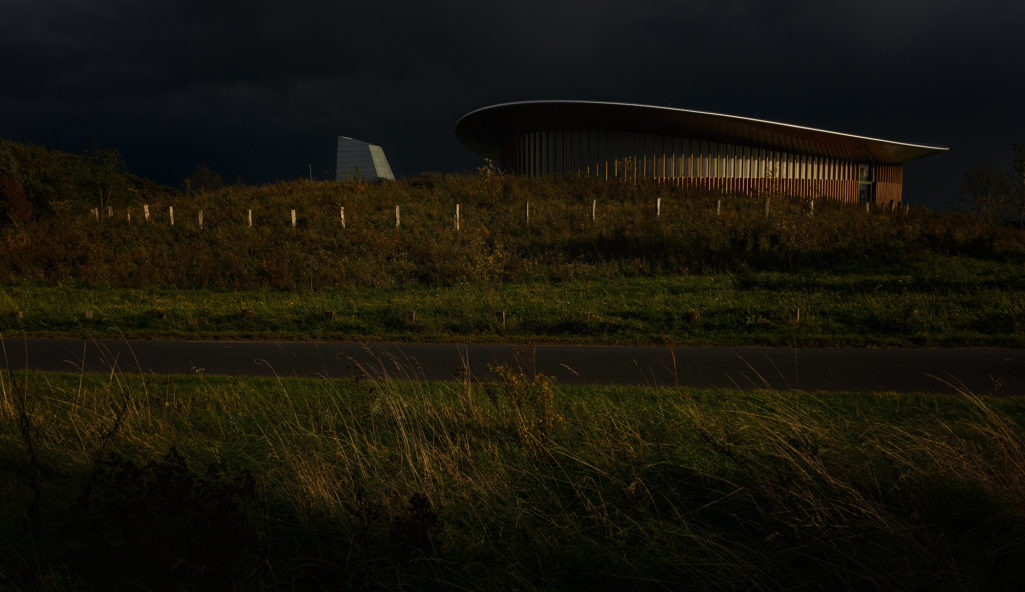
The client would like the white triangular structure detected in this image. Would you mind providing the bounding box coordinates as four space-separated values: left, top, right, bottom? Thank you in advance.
336 136 395 182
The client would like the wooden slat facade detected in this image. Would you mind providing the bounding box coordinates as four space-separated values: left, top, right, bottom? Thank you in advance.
500 129 901 204
874 164 903 204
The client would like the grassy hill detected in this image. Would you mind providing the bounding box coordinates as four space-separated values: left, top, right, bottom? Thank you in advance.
4 173 1023 289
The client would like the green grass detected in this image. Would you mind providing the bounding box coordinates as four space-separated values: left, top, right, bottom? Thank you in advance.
3 365 1025 589
2 254 1024 345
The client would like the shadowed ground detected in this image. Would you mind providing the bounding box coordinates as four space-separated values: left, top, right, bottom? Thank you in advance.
3 338 1023 395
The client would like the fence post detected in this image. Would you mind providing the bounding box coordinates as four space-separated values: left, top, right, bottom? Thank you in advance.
591 199 597 222
198 210 204 229
291 209 296 228
107 206 113 218
525 201 530 224
143 204 150 221
395 205 400 228
865 202 870 213
169 206 174 226
247 209 253 227
340 206 345 228
808 199 815 216
455 203 460 231
657 197 661 217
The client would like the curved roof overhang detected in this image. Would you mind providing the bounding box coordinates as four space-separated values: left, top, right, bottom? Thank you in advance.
455 100 948 165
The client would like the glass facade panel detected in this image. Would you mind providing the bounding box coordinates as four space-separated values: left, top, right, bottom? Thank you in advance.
858 163 874 203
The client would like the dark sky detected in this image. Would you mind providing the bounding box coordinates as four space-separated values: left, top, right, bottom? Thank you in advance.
2 0 1022 209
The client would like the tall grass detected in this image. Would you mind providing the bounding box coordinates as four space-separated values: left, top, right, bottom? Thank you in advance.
2 355 1024 589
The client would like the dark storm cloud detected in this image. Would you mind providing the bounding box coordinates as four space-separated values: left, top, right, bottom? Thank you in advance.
1 0 1022 206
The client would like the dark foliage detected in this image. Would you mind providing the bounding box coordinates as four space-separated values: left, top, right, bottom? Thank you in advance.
184 163 224 195
0 138 175 217
0 174 31 225
62 448 260 589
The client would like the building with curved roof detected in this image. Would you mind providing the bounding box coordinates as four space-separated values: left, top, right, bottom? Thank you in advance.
455 101 947 204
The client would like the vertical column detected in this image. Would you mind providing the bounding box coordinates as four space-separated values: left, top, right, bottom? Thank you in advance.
548 131 554 176
569 129 576 176
525 133 532 176
586 129 592 177
799 154 807 195
546 131 553 176
515 135 522 174
554 130 561 177
684 140 691 179
601 130 608 180
540 130 546 176
633 132 640 182
713 142 720 182
523 133 529 176
563 130 569 177
566 129 572 177
789 153 794 195
539 131 545 176
703 141 711 180
537 131 543 176
593 129 599 178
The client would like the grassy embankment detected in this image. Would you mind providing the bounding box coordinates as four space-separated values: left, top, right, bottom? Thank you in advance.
3 364 1025 589
2 174 1025 345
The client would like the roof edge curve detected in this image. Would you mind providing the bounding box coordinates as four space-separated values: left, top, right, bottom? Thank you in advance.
455 100 948 164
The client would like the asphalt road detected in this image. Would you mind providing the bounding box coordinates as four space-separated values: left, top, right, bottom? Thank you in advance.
2 338 1024 395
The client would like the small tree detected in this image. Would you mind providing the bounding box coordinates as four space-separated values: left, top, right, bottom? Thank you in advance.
0 174 32 225
1012 141 1025 229
183 164 224 196
960 166 1013 223
88 144 130 210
